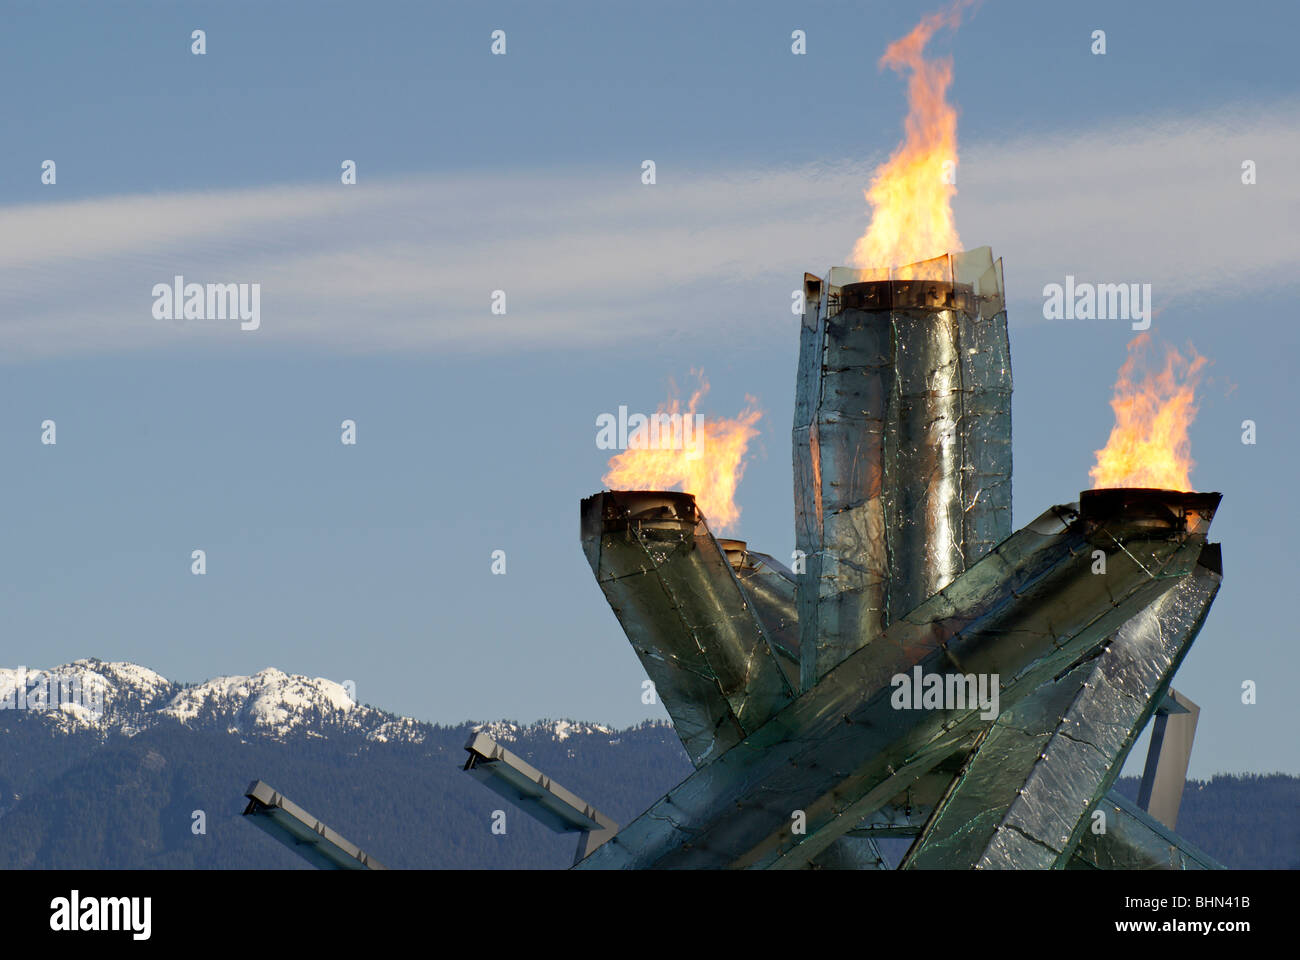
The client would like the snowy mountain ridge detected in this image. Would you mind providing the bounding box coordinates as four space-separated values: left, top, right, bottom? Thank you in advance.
0 658 639 745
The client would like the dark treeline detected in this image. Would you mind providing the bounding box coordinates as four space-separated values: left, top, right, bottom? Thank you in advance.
0 715 1291 869
1113 773 1299 870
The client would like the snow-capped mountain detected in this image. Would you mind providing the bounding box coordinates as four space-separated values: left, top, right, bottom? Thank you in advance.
0 659 400 740
0 671 694 870
0 660 172 733
472 719 615 743
0 658 635 746
155 667 409 741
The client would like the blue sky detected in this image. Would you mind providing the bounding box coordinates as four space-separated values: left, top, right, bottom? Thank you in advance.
2 0 1297 778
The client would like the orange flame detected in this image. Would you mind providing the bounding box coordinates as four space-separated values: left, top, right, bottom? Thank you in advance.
603 375 762 533
849 4 966 274
1090 334 1208 491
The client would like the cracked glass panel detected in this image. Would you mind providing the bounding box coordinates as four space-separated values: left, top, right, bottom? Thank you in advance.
580 491 794 767
577 491 1218 869
793 249 1011 688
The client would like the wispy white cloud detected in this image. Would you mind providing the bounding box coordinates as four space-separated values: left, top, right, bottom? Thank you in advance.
2 98 1295 358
